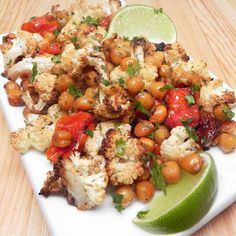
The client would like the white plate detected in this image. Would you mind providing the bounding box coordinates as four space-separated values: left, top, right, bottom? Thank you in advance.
0 34 236 236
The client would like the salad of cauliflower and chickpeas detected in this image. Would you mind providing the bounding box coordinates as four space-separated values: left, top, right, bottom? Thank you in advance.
0 0 236 213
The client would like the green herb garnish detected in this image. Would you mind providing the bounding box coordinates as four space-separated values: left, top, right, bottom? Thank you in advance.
29 16 36 21
148 123 160 139
53 28 60 37
123 36 130 41
159 84 174 91
223 106 235 120
127 63 141 77
29 62 38 83
111 193 124 213
71 36 77 44
75 45 81 50
68 84 83 98
185 95 195 105
102 79 111 86
84 130 94 138
116 138 126 156
51 54 61 63
137 210 149 219
181 118 199 141
191 84 200 92
118 77 125 86
81 16 100 27
133 101 150 116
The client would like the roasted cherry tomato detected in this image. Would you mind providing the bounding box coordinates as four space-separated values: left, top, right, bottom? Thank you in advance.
40 42 63 55
46 112 95 163
100 15 112 29
165 88 200 128
153 143 161 156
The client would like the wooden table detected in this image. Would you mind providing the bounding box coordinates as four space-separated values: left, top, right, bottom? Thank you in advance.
0 0 236 235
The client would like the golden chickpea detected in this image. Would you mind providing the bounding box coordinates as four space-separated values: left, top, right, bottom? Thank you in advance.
159 64 172 78
115 185 135 207
52 63 65 75
84 87 97 98
52 130 72 148
217 133 236 153
4 81 23 106
135 180 155 202
110 47 130 65
4 81 21 92
145 51 164 69
138 137 155 152
84 70 98 87
148 81 167 100
120 57 137 71
126 76 144 94
161 161 181 184
58 91 75 111
149 105 167 124
134 120 155 137
43 32 56 42
213 105 228 122
78 23 96 34
73 96 94 111
179 153 204 175
135 92 153 110
137 167 151 181
154 125 170 144
55 74 74 93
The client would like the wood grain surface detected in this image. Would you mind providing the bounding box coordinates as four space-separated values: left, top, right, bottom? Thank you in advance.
0 0 236 235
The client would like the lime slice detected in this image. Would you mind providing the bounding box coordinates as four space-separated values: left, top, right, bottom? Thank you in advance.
107 5 176 43
133 152 218 234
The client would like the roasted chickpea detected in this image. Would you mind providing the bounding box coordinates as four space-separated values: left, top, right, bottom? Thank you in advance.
84 87 97 98
134 120 155 137
217 133 236 153
55 74 74 93
52 63 65 75
145 51 164 69
137 167 151 181
179 153 204 175
110 47 130 65
120 57 137 71
52 130 72 148
77 23 96 34
58 91 75 111
161 161 181 184
213 105 228 122
84 70 98 87
150 105 167 124
135 92 153 110
74 96 94 111
43 32 56 42
4 81 23 106
153 125 170 145
4 81 21 92
138 137 155 152
159 64 172 78
115 185 135 207
148 81 167 100
126 76 144 94
135 180 155 202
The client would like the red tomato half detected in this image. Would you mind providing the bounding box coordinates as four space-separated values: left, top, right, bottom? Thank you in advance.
40 42 63 55
100 15 112 29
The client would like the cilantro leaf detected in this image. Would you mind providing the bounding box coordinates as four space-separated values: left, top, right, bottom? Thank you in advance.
71 36 77 43
137 210 149 219
151 162 167 195
51 54 61 63
123 36 130 41
191 84 200 92
111 193 124 213
102 79 111 86
81 16 99 26
127 63 141 77
223 106 235 120
29 62 38 83
181 118 199 141
118 77 125 86
68 84 83 98
148 123 160 139
53 28 60 37
185 95 195 105
133 101 150 116
116 138 126 156
75 45 81 50
153 8 163 14
84 130 94 138
29 16 36 21
159 84 174 91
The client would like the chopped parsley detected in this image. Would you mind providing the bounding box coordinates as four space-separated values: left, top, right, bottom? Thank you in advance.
53 28 60 37
133 101 150 116
153 8 163 14
71 36 77 44
29 62 38 83
84 130 94 138
159 84 174 91
148 123 160 139
151 162 167 195
185 95 195 105
102 79 111 86
123 36 130 41
75 45 81 50
137 210 149 219
111 193 124 213
51 54 61 63
223 106 235 120
68 84 83 98
29 16 36 21
127 62 141 77
191 84 200 92
181 118 199 141
116 138 126 156
81 16 100 27
118 77 125 86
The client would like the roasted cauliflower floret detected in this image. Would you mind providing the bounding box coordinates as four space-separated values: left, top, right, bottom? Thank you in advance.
94 85 132 119
10 115 54 153
199 79 236 113
40 152 108 210
100 127 145 185
160 126 200 160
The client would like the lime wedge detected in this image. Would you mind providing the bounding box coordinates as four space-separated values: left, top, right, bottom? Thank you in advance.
133 152 218 234
107 5 176 43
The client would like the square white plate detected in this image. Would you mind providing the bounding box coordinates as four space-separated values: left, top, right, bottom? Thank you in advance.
0 34 236 236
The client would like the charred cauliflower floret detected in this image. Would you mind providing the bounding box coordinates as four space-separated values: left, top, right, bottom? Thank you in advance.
100 127 145 185
164 42 189 66
40 152 108 210
10 115 54 153
199 79 236 113
94 85 132 119
172 60 211 86
160 126 200 160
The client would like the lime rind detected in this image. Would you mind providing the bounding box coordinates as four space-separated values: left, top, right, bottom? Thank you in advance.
133 152 218 234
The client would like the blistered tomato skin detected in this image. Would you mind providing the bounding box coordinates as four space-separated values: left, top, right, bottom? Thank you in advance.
165 88 200 128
